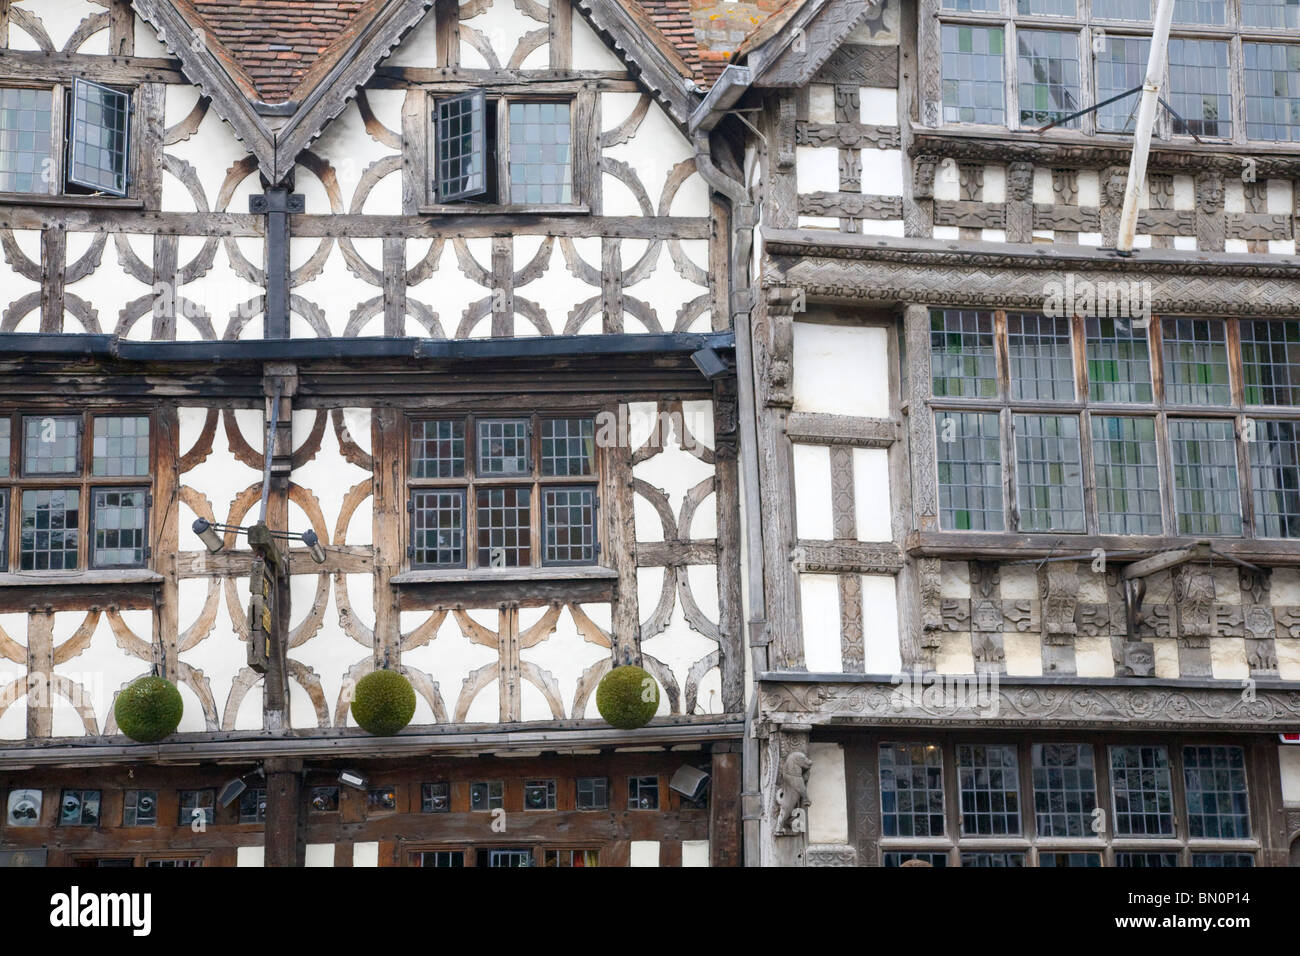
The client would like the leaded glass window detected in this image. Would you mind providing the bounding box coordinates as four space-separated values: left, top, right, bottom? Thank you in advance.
1008 313 1074 401
238 788 267 824
411 489 465 568
1110 745 1174 837
1174 0 1227 24
420 851 464 867
1039 852 1102 866
1169 418 1243 535
1249 419 1300 538
943 0 999 9
1116 852 1179 866
541 418 594 476
1017 30 1082 128
421 782 450 812
92 415 149 477
178 789 215 826
21 488 79 570
931 309 998 398
961 852 1025 866
1087 317 1153 402
1168 39 1232 137
1241 319 1300 404
880 743 946 837
883 852 949 866
477 486 531 568
957 744 1021 835
1093 0 1151 18
508 101 571 205
1095 36 1151 134
1244 43 1300 142
123 790 157 826
91 487 149 568
434 90 487 202
543 487 596 563
936 411 1004 531
23 415 80 475
941 25 1006 125
524 779 557 811
1162 318 1231 406
1014 414 1084 532
67 79 130 196
1192 852 1255 866
411 420 465 478
0 87 52 194
60 789 101 826
477 419 530 476
1183 746 1250 839
1243 0 1300 28
0 418 9 477
1092 416 1162 534
1017 0 1076 14
1032 744 1097 838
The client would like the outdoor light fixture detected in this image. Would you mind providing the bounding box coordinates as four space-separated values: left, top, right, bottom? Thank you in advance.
690 346 729 381
669 765 710 802
339 770 368 791
218 777 248 808
191 517 327 564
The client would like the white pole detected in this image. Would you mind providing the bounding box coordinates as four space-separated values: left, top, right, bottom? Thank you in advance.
1116 0 1176 255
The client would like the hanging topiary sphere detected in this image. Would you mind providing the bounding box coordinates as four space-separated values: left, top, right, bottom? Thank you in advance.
596 665 660 730
351 669 416 736
115 676 184 743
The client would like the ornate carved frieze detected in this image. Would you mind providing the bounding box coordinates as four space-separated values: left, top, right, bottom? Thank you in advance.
805 844 859 867
1099 166 1126 246
793 541 906 575
784 412 901 447
934 200 1004 229
799 192 904 220
958 164 983 202
759 679 1300 731
813 43 899 87
919 556 943 644
1076 602 1117 637
1005 161 1034 243
1226 214 1292 241
798 122 902 150
1033 203 1101 232
913 154 939 200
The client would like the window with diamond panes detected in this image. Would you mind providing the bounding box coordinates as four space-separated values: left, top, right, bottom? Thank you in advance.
407 413 600 571
1095 36 1150 133
880 743 946 837
1182 746 1250 839
1110 746 1174 837
941 25 1006 125
1013 414 1084 532
935 411 1004 531
1163 318 1231 406
957 744 1021 836
1091 416 1163 534
1086 317 1152 402
1169 419 1243 535
1241 320 1300 405
1032 744 1097 838
508 102 571 205
1008 313 1074 401
1017 30 1082 128
1249 419 1300 538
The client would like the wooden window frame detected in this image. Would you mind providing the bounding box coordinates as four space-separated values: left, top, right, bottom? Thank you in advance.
1 408 156 574
403 409 605 573
422 86 594 214
0 77 142 207
867 731 1268 866
927 310 1300 541
405 843 601 867
925 0 1300 145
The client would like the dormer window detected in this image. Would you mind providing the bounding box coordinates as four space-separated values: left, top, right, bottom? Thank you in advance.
427 90 587 212
0 79 131 199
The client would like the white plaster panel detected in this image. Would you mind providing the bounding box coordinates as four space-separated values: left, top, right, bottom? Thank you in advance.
353 842 380 867
796 147 841 194
514 235 587 335
1280 745 1300 804
13 1 98 52
861 575 901 674
639 581 719 714
1151 637 1179 679
631 420 715 520
1003 632 1043 677
940 561 970 598
799 217 840 230
853 448 892 541
1268 178 1292 214
982 229 1007 242
682 840 710 866
402 610 498 724
622 240 710 333
934 632 974 674
792 444 834 540
180 406 264 528
519 605 611 719
382 4 438 66
791 321 890 417
629 841 660 866
605 104 703 216
861 148 903 195
53 611 148 737
134 15 171 58
1033 167 1053 204
1225 181 1245 213
1278 639 1300 681
807 741 849 843
932 225 959 239
1077 170 1100 206
1173 175 1195 209
0 228 41 325
288 409 373 546
860 87 897 125
177 575 263 731
864 219 906 237
809 85 837 123
1210 638 1248 680
1073 635 1114 677
462 0 549 70
164 106 254 214
1226 238 1249 254
176 240 263 341
303 99 399 216
1173 235 1197 251
292 240 384 337
305 844 335 867
999 565 1036 600
800 574 842 672
572 10 625 71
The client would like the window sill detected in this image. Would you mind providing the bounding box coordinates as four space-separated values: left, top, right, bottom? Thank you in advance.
0 568 162 612
392 565 616 585
0 192 143 209
418 203 589 216
0 568 161 587
909 530 1300 565
392 565 618 608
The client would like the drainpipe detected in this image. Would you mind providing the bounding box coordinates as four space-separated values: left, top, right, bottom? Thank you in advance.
694 128 766 867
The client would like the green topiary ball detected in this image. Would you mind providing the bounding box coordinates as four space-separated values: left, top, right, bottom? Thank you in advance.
351 669 416 736
595 665 660 729
115 676 184 743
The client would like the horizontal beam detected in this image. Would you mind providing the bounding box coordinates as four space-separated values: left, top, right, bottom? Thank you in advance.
0 717 745 769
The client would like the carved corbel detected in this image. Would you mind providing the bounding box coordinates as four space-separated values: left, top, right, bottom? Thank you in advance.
770 724 812 838
1173 564 1217 648
1038 561 1079 646
1195 170 1226 252
1100 165 1127 246
1005 161 1034 243
764 287 796 408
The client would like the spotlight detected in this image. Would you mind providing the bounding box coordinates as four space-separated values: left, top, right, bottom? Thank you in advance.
668 765 710 802
192 517 224 553
219 777 248 808
302 529 327 564
339 770 367 791
690 346 729 381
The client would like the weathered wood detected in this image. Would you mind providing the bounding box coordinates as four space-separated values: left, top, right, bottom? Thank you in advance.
134 83 166 211
785 411 901 447
383 237 406 336
0 50 185 84
154 406 181 679
797 122 901 150
708 748 741 867
606 427 641 666
400 87 427 215
798 192 902 220
40 227 66 333
794 540 906 575
372 407 402 669
263 757 304 867
150 234 177 339
25 611 54 738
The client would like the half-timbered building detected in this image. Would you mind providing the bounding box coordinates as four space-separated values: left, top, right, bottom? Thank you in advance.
694 0 1300 866
0 0 752 868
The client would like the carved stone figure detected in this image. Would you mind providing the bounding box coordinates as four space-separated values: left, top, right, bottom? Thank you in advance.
775 750 812 835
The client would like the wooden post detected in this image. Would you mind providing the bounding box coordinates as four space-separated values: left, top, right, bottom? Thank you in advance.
263 757 304 867
709 746 742 866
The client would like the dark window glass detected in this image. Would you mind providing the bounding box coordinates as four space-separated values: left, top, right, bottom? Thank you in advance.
1032 743 1097 838
961 852 1026 866
957 744 1021 836
1040 852 1102 866
576 777 608 810
543 849 600 867
1116 852 1179 867
1192 852 1255 867
543 487 596 564
477 486 531 567
238 788 266 824
524 779 556 810
145 858 201 868
540 418 594 476
508 101 572 205
60 789 101 826
882 851 949 866
931 309 997 398
178 789 215 826
411 489 465 568
421 782 450 813
434 90 487 202
419 851 465 867
0 418 9 477
91 487 148 568
942 0 999 10
1017 0 1076 13
309 787 338 813
1250 419 1300 538
20 488 79 570
0 87 53 194
879 742 946 837
470 781 504 811
367 788 396 812
936 411 1004 531
123 789 157 826
411 420 465 478
1182 746 1250 839
628 776 659 810
67 79 130 196
1110 746 1174 836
